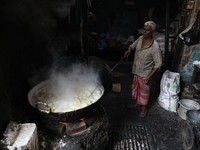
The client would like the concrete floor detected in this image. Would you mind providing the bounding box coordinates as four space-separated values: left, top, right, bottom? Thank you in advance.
101 60 186 150
1 58 197 150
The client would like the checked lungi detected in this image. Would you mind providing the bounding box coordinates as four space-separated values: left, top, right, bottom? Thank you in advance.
132 74 151 106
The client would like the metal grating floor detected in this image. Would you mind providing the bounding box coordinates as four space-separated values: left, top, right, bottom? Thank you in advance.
107 124 152 150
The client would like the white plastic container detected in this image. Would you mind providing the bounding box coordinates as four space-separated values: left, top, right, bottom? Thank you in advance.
177 99 200 120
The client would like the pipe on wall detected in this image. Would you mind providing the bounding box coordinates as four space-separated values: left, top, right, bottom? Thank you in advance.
164 0 170 70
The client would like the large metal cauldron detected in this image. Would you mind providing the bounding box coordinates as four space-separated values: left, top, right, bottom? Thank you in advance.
28 80 105 122
28 56 111 122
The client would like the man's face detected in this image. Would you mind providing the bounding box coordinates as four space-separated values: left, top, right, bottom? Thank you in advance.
143 25 154 38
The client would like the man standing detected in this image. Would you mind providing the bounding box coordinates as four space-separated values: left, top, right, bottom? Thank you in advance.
124 21 162 117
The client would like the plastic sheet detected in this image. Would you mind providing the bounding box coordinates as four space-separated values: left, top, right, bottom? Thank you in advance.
181 10 200 46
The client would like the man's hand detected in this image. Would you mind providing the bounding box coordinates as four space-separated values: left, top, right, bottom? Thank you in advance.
124 47 131 57
143 77 150 84
144 68 159 84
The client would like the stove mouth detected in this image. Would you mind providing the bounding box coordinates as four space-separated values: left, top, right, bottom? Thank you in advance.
40 105 105 136
37 104 110 150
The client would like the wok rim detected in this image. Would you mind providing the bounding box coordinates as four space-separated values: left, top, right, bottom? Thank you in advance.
28 80 105 114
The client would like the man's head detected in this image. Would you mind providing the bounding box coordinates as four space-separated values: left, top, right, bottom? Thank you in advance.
144 21 156 31
143 21 156 38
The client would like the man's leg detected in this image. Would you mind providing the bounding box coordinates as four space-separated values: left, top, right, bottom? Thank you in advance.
127 75 140 108
137 75 151 117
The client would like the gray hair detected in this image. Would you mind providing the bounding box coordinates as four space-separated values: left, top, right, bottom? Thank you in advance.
144 21 156 31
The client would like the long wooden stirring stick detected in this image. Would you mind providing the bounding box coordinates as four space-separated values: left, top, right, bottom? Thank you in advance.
89 56 125 97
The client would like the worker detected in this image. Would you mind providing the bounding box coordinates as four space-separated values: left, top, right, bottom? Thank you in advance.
124 21 162 117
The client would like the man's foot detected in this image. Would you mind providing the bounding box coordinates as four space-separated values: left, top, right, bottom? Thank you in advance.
126 103 140 109
139 110 147 117
139 106 147 117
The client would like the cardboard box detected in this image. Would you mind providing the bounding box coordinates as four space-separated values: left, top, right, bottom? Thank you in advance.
112 83 121 92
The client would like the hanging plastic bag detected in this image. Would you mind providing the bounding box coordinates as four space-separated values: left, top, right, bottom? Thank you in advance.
180 10 200 46
158 70 180 112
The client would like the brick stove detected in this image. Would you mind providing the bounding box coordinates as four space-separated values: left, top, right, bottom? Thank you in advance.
37 104 110 150
26 56 113 149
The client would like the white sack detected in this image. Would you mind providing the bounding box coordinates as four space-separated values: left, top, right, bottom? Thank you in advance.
158 70 180 112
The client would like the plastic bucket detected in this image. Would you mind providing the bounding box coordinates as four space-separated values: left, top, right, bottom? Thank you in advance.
177 99 200 120
186 110 200 128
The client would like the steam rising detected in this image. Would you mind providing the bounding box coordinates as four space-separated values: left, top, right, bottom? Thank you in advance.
32 62 104 112
49 63 100 100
